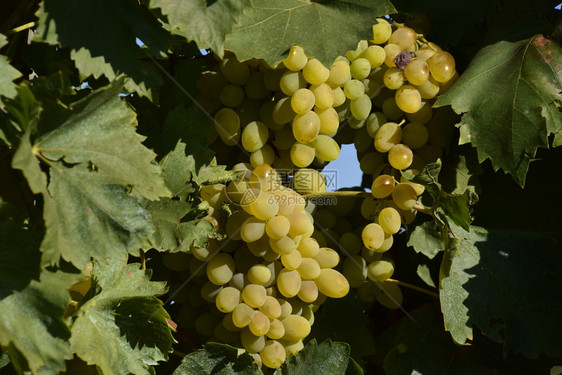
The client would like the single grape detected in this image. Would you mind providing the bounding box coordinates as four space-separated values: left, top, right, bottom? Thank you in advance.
241 327 266 353
350 58 371 80
216 287 241 313
401 122 429 149
350 94 372 121
367 258 395 281
220 55 251 85
327 60 351 87
310 83 334 109
405 100 432 124
297 237 320 257
378 207 401 234
266 319 285 340
260 340 286 369
428 51 456 83
269 236 297 255
280 70 307 96
291 88 315 115
242 284 267 308
312 135 340 161
343 79 365 100
240 121 269 153
392 182 418 210
383 67 405 90
232 302 255 328
220 84 245 107
362 223 385 251
371 174 395 198
315 107 339 134
361 45 386 68
283 45 308 71
247 264 273 285
388 27 417 50
371 18 392 44
346 40 368 61
302 58 329 85
383 44 402 67
292 111 321 144
297 280 319 303
260 296 282 319
374 122 402 153
297 257 321 280
240 216 266 243
381 98 404 121
282 315 311 341
250 145 276 168
290 142 316 168
388 143 413 170
314 247 340 268
249 311 271 336
332 87 346 107
414 76 440 99
359 152 385 175
292 169 326 194
207 253 235 285
277 269 302 298
272 96 297 125
395 85 422 113
281 250 302 270
314 269 350 298
404 58 430 86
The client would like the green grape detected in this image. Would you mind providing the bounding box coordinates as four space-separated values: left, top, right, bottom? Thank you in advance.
214 107 241 146
278 298 293 320
400 169 425 196
263 68 283 92
297 280 319 303
310 83 334 109
401 122 429 149
314 269 350 298
281 315 311 343
297 237 320 257
405 100 432 124
361 45 385 69
216 287 241 313
292 111 321 144
296 257 321 280
277 269 302 298
302 58 329 85
314 247 340 268
343 79 365 100
260 340 286 369
263 261 282 288
291 88 315 114
339 232 362 255
416 144 443 164
242 284 267 308
280 70 306 96
343 255 368 288
388 143 413 170
414 76 440 99
336 101 351 122
362 223 385 251
327 60 351 87
348 116 366 129
345 40 367 61
270 235 297 255
272 126 295 150
381 98 404 121
250 145 275 168
362 245 384 261
220 84 245 107
427 51 456 83
395 85 422 113
288 211 315 237
272 96 297 125
281 250 302 270
188 257 207 278
201 183 226 207
379 231 394 252
245 72 270 100
375 282 403 309
359 152 385 175
332 87 346 107
350 94 372 121
249 190 280 220
383 44 402 67
378 207 401 234
292 169 326 195
201 281 224 303
290 142 316 168
220 55 251 85
315 107 339 135
360 196 382 220
241 121 269 152
247 264 273 285
249 311 271 336
265 215 291 240
222 313 241 333
392 182 418 210
367 259 395 281
312 135 340 161
260 296 282 319
350 57 371 80
371 18 392 44
362 78 382 99
267 319 285 340
207 253 235 285
371 174 395 198
383 67 405 90
249 164 281 191
241 327 266 353
366 112 387 138
283 45 308 71
388 27 417 50
404 58 430 86
195 312 220 338
162 252 189 271
259 100 283 131
415 45 438 61
241 216 266 243
374 122 402 152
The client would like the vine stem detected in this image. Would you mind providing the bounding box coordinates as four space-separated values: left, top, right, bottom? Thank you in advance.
302 190 371 199
386 278 439 298
413 203 433 216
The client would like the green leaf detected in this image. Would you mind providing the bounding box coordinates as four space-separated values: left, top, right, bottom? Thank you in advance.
407 220 446 259
194 160 241 186
70 261 174 375
275 339 362 375
310 294 375 364
0 270 81 375
159 141 196 199
436 36 562 186
416 264 436 288
374 305 491 375
0 202 41 299
0 35 22 102
173 342 261 375
34 0 168 99
224 0 396 67
12 81 169 269
440 227 562 358
554 131 562 147
150 0 250 56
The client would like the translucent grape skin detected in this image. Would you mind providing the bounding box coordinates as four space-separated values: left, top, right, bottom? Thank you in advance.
428 51 456 83
371 18 392 44
395 85 422 113
378 207 401 234
392 182 418 210
388 143 413 170
291 88 315 114
404 58 430 86
292 111 321 144
374 122 402 153
283 45 308 71
371 174 395 199
362 223 385 251
302 58 330 85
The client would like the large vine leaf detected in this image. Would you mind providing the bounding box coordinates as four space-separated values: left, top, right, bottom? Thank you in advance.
0 270 81 375
407 220 446 259
70 262 174 375
34 0 169 99
0 34 22 102
149 0 250 56
440 226 562 358
12 81 169 269
224 0 396 67
436 36 562 187
174 343 261 375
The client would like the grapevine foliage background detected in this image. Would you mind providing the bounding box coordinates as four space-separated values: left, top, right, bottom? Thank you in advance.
0 0 561 374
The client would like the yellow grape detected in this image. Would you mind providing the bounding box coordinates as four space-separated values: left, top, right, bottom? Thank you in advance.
290 142 316 168
232 302 255 328
332 87 346 107
215 287 241 313
310 83 334 109
207 253 235 285
292 169 326 195
350 94 372 121
383 67 405 90
297 257 321 280
269 236 297 255
361 45 386 68
297 237 320 257
214 107 240 146
371 18 392 44
277 269 302 298
260 296 282 319
241 327 266 353
297 280 319 303
374 122 402 153
392 182 418 210
388 27 417 50
404 58 430 86
260 340 286 369
291 88 315 114
272 96 297 125
383 44 402 67
247 264 273 285
315 107 339 134
388 143 413 170
312 134 341 161
362 223 385 251
220 55 250 85
427 51 456 83
292 111 321 144
395 85 422 113
302 58 329 85
283 45 308 71
367 258 395 281
314 269 350 298
267 319 285 339
250 145 275 168
314 247 340 268
327 60 351 87
350 57 371 80
249 311 271 336
401 122 429 149
378 207 401 234
280 70 306 96
282 314 311 341
405 100 433 124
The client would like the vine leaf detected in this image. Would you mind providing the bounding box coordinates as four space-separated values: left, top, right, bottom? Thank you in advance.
0 33 22 103
436 36 562 187
275 339 363 375
224 0 396 67
0 270 81 374
440 226 562 358
70 262 174 375
149 0 250 57
34 0 168 99
173 342 261 375
12 81 169 269
416 264 436 288
407 220 446 259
